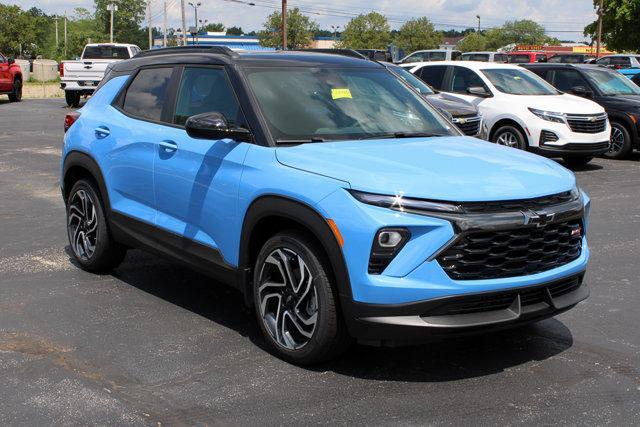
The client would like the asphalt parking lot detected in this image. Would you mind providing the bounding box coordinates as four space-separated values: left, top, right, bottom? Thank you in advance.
1 98 639 425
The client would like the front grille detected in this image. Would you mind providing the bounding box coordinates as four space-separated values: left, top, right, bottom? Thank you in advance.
452 115 482 136
458 191 574 214
566 113 607 134
426 275 582 316
559 141 610 151
540 130 559 144
437 219 583 280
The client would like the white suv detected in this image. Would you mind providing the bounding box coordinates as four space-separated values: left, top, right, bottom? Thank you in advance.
403 61 611 166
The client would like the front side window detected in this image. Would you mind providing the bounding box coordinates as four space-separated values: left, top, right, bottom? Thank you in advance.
548 55 563 63
464 54 490 62
482 68 558 95
596 57 610 66
386 65 435 95
430 52 446 61
550 69 590 92
173 67 242 126
509 54 531 64
83 45 131 59
122 67 173 121
243 67 454 142
418 65 447 90
583 68 640 95
403 52 426 63
494 54 508 63
450 66 489 94
610 57 631 67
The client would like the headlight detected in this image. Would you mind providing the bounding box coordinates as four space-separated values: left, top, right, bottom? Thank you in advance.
349 190 463 214
528 107 567 124
570 185 581 201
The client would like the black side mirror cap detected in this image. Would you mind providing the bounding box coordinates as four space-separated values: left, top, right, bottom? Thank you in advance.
467 86 491 97
571 86 593 98
185 112 253 142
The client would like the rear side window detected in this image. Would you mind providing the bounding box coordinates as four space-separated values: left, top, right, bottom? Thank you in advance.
494 54 508 63
548 56 563 63
83 45 131 59
451 51 462 61
610 57 631 67
509 54 531 63
418 65 447 90
430 52 446 61
173 67 242 126
122 67 174 122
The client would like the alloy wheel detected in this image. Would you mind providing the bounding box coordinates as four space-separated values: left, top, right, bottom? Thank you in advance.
609 126 625 154
496 131 520 148
257 248 318 350
67 189 98 261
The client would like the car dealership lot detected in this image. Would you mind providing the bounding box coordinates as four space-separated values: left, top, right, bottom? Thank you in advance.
1 99 639 424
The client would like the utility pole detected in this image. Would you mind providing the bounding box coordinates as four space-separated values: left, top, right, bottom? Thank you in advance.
596 0 604 58
64 13 67 58
163 1 168 47
181 0 187 45
188 2 201 44
476 15 481 33
54 17 59 47
281 0 287 50
108 3 118 43
148 0 153 49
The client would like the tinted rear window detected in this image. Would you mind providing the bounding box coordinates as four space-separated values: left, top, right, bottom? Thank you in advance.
122 67 173 121
83 46 131 59
418 65 447 90
509 54 531 63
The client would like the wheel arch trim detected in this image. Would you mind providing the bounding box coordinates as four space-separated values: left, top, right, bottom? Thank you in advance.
62 151 111 216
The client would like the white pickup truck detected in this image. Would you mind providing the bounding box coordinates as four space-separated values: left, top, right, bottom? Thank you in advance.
60 43 141 107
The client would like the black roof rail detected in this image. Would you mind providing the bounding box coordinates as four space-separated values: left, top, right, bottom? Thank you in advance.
294 48 367 60
135 45 240 59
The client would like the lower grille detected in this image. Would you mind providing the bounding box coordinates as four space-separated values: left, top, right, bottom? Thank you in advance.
437 219 583 280
426 275 582 317
540 130 559 144
452 115 482 136
566 113 607 134
559 141 610 151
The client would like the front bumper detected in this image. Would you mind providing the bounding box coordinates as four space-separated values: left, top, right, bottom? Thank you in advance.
60 79 100 92
346 273 588 345
531 140 610 157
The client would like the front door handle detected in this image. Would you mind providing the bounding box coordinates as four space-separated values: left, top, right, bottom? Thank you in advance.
94 126 110 139
159 140 178 152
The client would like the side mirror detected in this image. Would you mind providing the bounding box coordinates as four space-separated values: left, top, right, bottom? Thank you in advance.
467 86 491 97
571 86 592 98
7 57 15 65
185 112 252 142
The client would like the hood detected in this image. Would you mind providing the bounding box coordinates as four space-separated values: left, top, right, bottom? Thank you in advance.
426 93 478 117
527 93 605 114
597 94 640 110
276 137 575 202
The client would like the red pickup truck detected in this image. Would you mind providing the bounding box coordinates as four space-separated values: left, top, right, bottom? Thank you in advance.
0 52 23 102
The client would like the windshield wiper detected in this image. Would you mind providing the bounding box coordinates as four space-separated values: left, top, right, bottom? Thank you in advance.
359 132 447 140
275 137 327 145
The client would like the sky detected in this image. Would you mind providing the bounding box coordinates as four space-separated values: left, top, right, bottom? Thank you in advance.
5 0 598 41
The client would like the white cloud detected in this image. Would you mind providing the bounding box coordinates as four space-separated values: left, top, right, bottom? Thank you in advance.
8 0 597 40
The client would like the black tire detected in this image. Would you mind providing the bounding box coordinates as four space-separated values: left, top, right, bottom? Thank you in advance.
563 156 593 167
65 90 80 107
8 78 22 102
66 179 126 272
491 125 528 150
605 122 632 159
253 231 351 364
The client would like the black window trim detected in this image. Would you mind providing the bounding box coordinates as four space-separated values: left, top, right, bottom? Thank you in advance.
446 65 494 97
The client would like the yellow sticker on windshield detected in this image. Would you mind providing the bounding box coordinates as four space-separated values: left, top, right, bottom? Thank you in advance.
514 76 522 80
332 88 352 99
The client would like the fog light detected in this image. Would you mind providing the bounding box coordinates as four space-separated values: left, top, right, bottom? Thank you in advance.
369 228 410 274
378 230 404 247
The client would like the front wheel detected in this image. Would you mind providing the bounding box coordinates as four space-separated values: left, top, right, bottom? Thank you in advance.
253 231 351 364
492 125 527 150
605 122 632 159
8 78 22 102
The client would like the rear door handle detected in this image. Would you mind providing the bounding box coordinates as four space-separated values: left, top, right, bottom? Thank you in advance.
159 140 178 152
94 126 110 139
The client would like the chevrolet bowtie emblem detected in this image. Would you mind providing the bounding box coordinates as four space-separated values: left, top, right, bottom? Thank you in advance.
588 116 597 122
458 118 466 124
522 210 555 227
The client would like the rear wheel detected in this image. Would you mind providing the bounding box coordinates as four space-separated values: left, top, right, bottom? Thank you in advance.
8 78 22 102
253 231 351 364
65 90 80 107
604 122 632 159
492 125 527 150
66 179 126 272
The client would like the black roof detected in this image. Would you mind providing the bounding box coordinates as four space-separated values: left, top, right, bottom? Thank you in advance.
112 45 383 73
522 63 608 70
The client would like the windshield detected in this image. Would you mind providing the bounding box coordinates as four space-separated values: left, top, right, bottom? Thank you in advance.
583 68 640 95
244 67 454 142
385 64 435 95
482 68 558 95
83 45 130 59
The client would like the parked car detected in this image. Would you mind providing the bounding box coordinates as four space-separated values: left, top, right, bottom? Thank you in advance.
0 52 23 102
461 52 509 63
548 54 596 64
355 49 391 62
632 74 640 87
60 43 141 107
61 47 591 363
508 51 549 64
384 63 486 137
398 49 462 64
524 63 640 159
595 55 640 79
405 61 610 165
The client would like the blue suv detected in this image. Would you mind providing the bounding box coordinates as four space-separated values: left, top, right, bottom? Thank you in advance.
61 47 590 364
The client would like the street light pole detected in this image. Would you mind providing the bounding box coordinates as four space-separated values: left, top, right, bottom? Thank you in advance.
188 2 201 44
181 0 188 45
147 0 153 49
596 0 604 58
476 15 481 33
163 1 168 47
281 0 287 50
108 3 118 43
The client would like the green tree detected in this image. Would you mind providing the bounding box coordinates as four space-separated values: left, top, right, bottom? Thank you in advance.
63 8 106 59
0 4 38 56
584 0 640 52
94 0 146 45
203 22 225 32
258 8 318 49
394 17 442 52
500 20 548 45
338 12 390 50
226 26 243 36
457 32 487 52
